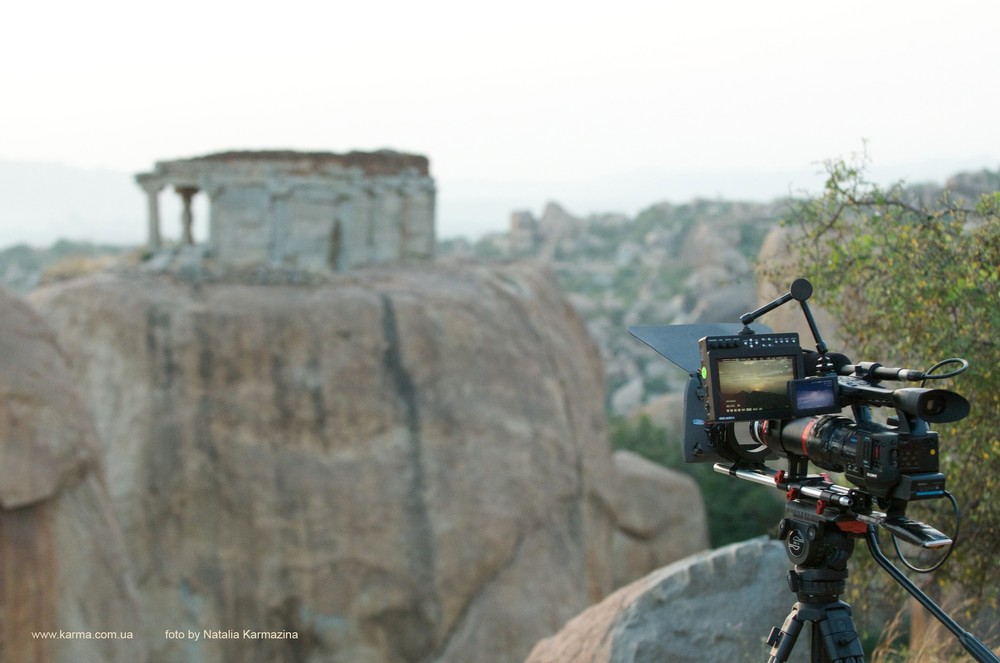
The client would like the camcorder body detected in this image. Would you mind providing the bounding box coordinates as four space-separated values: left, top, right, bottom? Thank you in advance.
696 330 967 506
630 279 969 517
628 281 1000 663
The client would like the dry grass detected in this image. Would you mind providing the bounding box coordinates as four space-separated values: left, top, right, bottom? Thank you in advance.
870 597 1000 662
38 250 143 286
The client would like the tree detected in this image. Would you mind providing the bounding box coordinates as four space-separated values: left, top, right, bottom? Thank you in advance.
762 151 1000 652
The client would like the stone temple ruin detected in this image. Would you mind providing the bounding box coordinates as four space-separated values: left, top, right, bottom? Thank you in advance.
135 150 436 271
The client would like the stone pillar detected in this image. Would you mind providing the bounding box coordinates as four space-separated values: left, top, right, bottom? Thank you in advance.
399 188 412 260
371 184 403 263
141 182 163 250
400 182 435 259
203 184 225 250
268 182 293 264
176 186 199 245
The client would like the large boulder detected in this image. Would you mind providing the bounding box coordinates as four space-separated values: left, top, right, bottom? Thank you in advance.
0 287 143 662
610 451 708 587
525 537 807 663
32 260 616 663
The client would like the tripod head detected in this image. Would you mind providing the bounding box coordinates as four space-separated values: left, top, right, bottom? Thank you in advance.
715 461 998 663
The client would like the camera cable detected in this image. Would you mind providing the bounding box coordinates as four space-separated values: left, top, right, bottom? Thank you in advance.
891 490 960 573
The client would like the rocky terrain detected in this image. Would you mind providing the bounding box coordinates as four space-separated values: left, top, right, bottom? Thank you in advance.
610 451 707 588
444 198 788 414
22 259 706 662
441 168 1000 415
0 240 134 292
3 166 998 661
525 537 804 663
0 287 144 662
9 168 999 420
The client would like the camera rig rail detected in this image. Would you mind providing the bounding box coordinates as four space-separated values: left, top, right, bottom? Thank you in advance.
711 462 952 550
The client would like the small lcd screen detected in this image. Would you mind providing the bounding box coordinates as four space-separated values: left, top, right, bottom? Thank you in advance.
789 376 840 416
715 355 796 418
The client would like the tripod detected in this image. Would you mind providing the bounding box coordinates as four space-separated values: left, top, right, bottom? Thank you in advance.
762 492 1000 663
766 507 864 663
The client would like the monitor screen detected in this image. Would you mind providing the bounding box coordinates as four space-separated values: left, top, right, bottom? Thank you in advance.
714 355 796 419
789 376 840 416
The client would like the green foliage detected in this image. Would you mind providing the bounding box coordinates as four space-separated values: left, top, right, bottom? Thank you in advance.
763 151 1000 643
610 415 783 547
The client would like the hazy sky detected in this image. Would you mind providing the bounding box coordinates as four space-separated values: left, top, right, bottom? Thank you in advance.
2 0 998 245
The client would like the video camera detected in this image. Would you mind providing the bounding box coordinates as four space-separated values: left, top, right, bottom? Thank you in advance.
629 278 969 518
628 279 1000 663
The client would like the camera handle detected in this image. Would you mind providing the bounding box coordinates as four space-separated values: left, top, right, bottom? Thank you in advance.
740 278 829 354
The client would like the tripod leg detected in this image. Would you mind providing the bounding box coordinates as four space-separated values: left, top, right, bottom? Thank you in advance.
768 601 866 663
815 602 864 663
767 604 806 663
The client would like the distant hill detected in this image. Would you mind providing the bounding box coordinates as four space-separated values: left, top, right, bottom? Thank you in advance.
443 168 1000 414
441 198 780 413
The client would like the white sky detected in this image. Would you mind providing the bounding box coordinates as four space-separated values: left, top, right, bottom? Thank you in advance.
2 0 998 245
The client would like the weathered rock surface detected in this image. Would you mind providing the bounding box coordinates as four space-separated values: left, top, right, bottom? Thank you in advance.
756 225 852 355
32 260 616 663
0 287 143 662
524 537 807 663
610 451 708 588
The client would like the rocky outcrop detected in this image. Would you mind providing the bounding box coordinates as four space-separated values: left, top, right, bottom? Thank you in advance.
756 225 852 356
610 451 708 587
32 260 616 663
0 287 143 662
525 537 805 663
